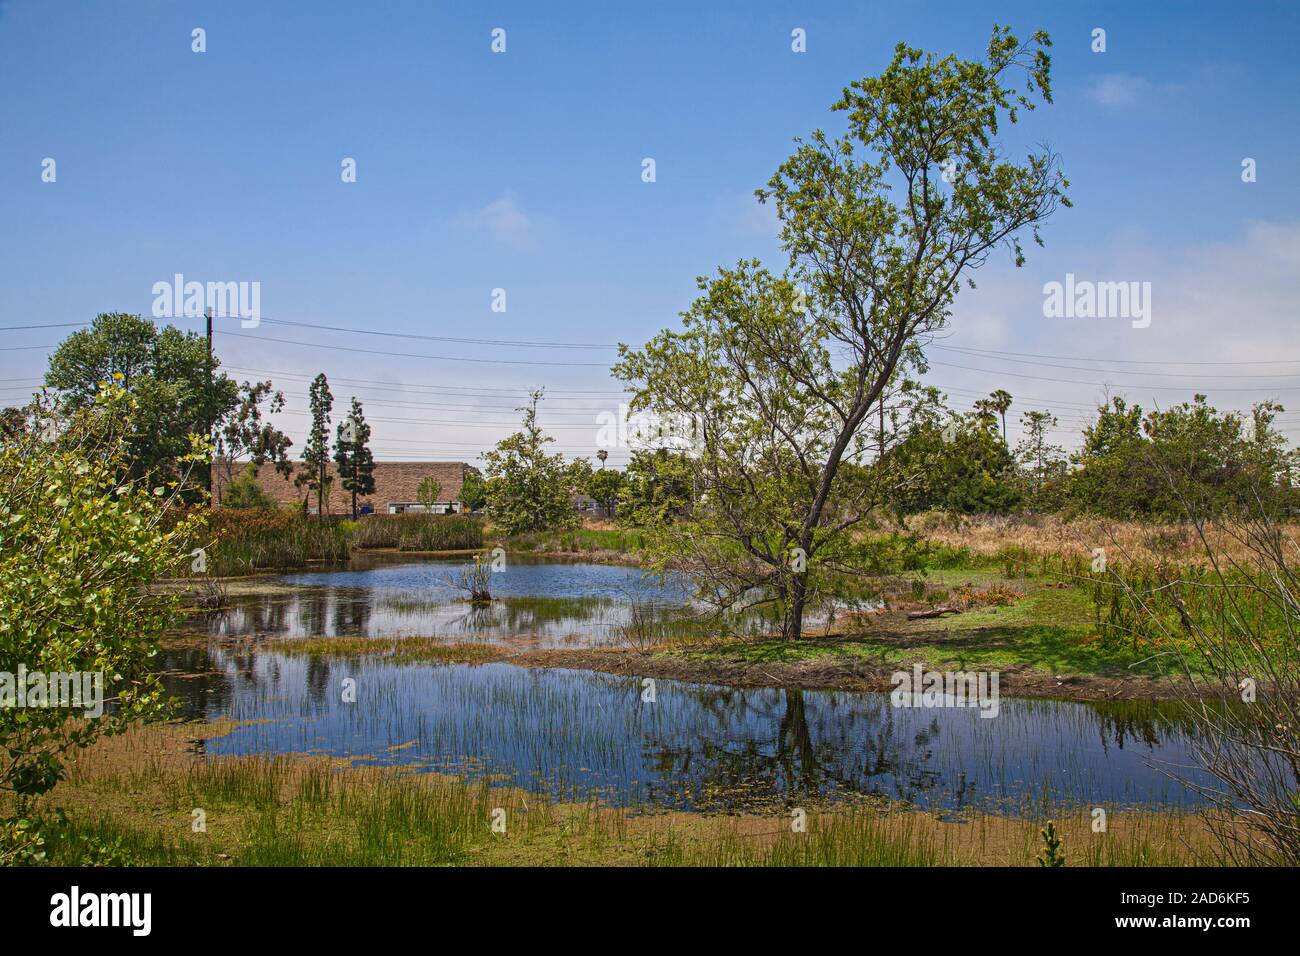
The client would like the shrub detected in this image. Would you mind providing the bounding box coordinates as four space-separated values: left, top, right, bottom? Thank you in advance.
220 468 278 509
0 386 197 820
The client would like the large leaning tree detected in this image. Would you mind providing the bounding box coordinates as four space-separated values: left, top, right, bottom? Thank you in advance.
614 27 1069 638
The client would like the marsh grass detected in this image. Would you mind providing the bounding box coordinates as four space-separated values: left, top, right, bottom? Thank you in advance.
192 512 485 576
351 514 484 552
17 719 1225 868
502 527 647 557
267 636 505 664
199 510 352 575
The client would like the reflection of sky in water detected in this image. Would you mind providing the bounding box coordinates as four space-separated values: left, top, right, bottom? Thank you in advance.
281 559 688 602
169 644 1220 814
189 560 691 648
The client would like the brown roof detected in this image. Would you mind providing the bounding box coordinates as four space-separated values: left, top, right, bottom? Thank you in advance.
214 460 473 513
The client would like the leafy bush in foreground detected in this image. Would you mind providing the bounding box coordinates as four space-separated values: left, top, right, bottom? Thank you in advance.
0 387 198 840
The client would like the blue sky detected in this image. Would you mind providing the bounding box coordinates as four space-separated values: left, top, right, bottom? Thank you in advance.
2 0 1299 462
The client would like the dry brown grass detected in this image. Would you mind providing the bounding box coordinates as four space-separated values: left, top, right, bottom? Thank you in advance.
909 512 1298 568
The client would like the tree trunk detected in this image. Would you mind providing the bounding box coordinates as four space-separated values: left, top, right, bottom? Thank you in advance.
783 573 808 640
878 400 886 460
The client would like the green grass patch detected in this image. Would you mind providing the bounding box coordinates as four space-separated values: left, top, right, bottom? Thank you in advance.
501 528 647 555
669 579 1194 679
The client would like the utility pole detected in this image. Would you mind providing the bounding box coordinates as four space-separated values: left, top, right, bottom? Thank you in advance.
205 307 214 500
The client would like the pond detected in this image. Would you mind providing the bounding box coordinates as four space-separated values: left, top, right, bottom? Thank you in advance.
160 639 1221 816
187 556 694 649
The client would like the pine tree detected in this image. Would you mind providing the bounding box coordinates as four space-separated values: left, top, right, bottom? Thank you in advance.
296 373 333 518
334 396 374 518
1015 409 1066 492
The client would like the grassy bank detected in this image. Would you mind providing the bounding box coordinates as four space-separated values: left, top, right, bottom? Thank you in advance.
17 719 1216 867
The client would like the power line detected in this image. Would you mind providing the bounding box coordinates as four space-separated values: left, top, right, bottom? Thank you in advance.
219 314 619 350
217 329 611 367
926 359 1300 392
276 406 612 430
932 343 1300 367
934 345 1300 380
225 365 628 397
14 314 1300 372
279 396 623 417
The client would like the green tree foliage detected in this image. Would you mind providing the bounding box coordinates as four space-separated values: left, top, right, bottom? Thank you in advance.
566 457 593 507
1069 395 1295 518
988 389 1013 441
416 476 442 511
586 467 626 518
0 408 27 443
334 397 375 518
44 313 237 493
220 467 278 510
1014 409 1068 508
885 412 1020 518
615 26 1067 638
296 373 333 517
457 470 488 512
0 386 200 813
617 449 694 527
214 380 293 502
482 390 578 535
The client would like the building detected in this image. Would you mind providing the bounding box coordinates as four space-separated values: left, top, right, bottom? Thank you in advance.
214 460 475 515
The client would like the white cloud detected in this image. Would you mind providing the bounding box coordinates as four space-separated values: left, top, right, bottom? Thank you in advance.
938 221 1300 449
458 192 538 249
1085 73 1151 108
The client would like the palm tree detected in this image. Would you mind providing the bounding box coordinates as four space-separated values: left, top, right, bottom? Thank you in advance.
989 389 1013 442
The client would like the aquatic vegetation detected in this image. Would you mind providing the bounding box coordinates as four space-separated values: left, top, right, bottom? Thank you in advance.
351 514 484 552
23 720 1223 868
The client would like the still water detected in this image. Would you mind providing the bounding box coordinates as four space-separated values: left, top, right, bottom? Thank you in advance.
162 639 1218 815
185 556 692 649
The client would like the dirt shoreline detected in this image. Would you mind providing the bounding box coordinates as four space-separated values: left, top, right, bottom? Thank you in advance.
499 645 1186 703
172 631 1187 703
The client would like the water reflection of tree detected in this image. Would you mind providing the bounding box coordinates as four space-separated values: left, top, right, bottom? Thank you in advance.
299 588 331 637
213 595 290 637
306 654 332 707
643 688 933 811
1085 700 1186 754
332 594 372 637
157 646 232 720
